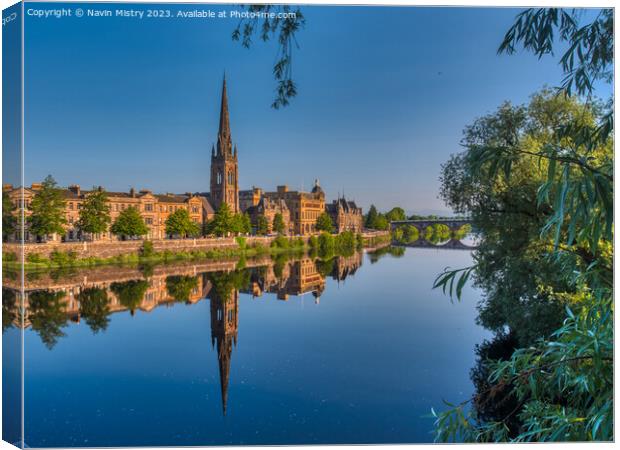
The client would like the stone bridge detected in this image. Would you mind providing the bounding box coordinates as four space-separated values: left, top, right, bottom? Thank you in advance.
390 218 472 232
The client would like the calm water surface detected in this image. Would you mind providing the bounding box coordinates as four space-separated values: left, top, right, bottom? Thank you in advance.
5 246 488 446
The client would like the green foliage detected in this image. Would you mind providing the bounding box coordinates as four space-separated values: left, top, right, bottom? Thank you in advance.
141 240 155 257
231 5 305 109
2 191 16 241
385 207 406 222
165 208 201 238
365 204 379 228
498 8 613 99
256 215 269 236
356 233 364 250
334 231 357 256
453 224 472 240
373 215 389 230
208 203 235 237
49 250 77 267
425 224 451 244
272 213 286 235
315 212 334 233
77 287 110 333
270 235 289 249
317 232 335 258
239 213 252 235
393 225 420 244
165 275 199 302
77 188 111 237
28 290 68 349
110 279 149 315
2 252 17 262
433 51 613 442
26 253 46 264
111 206 149 239
308 235 319 250
28 175 67 240
235 236 247 249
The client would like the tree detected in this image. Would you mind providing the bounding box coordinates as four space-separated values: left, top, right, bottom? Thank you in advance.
77 188 111 239
208 203 235 237
365 204 378 228
315 212 333 233
373 214 389 231
232 5 305 109
238 213 252 235
28 175 66 241
165 208 200 238
433 87 613 441
2 191 16 241
256 215 269 236
272 213 286 235
385 207 406 222
110 207 149 240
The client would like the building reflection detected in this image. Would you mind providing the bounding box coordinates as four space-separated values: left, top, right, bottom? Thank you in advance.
2 251 363 415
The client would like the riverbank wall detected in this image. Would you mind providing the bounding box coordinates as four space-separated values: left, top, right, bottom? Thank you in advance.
3 231 391 263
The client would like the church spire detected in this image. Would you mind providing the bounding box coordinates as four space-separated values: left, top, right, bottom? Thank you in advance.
218 74 232 154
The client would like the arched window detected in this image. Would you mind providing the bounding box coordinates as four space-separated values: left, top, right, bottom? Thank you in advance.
217 171 222 185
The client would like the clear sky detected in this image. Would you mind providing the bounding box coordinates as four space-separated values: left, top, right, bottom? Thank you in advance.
21 3 610 215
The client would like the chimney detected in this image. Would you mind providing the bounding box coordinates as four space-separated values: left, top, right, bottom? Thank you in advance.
31 183 43 191
130 187 135 197
68 184 81 196
277 185 288 194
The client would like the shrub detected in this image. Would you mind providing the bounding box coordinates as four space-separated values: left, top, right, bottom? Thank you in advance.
309 235 319 250
271 236 289 249
235 236 247 249
27 253 47 264
50 250 77 266
3 252 17 262
318 232 335 258
140 240 155 257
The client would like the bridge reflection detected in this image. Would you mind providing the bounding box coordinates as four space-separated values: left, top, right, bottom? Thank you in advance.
2 252 364 416
401 238 477 250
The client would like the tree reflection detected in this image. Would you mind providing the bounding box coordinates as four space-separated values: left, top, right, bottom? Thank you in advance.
166 275 199 303
28 290 69 349
2 288 17 332
110 280 149 316
78 287 111 334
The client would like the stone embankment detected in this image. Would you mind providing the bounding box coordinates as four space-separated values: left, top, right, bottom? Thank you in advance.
3 231 391 263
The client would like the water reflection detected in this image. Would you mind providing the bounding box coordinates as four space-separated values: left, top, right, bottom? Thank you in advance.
3 252 365 416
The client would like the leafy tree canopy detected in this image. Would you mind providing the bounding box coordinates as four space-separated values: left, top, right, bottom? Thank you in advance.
110 206 149 239
77 188 111 236
165 208 200 238
28 175 67 240
315 212 334 233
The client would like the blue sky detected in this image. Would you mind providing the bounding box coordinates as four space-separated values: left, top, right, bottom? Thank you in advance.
20 3 611 215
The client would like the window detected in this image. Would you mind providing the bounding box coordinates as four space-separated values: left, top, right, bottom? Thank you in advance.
217 171 222 185
192 206 198 214
145 218 153 225
69 203 74 210
145 204 153 212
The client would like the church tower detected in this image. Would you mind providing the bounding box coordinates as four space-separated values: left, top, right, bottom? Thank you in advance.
210 75 239 213
209 280 239 416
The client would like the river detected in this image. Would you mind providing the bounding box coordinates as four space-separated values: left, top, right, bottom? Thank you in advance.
3 245 489 446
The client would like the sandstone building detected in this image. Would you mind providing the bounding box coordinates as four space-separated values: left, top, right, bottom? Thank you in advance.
326 197 364 233
4 76 363 241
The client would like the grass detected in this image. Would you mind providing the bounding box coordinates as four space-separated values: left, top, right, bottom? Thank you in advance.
4 232 390 272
